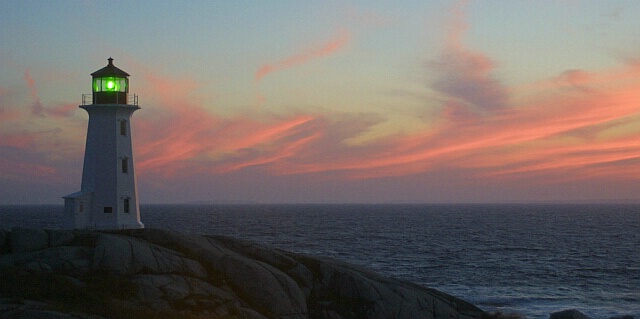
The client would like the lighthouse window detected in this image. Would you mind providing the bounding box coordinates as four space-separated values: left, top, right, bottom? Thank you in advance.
120 120 127 136
123 198 130 213
121 158 128 173
93 77 127 92
104 207 113 213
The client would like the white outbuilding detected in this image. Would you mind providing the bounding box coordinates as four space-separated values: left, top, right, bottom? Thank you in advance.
63 58 144 230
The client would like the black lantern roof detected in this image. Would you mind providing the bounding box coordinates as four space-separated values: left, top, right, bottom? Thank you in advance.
91 57 130 77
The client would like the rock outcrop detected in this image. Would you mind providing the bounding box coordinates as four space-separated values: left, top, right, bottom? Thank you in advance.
549 309 592 319
0 228 484 319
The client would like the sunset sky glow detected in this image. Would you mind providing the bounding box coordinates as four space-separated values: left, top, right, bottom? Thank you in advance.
1 0 640 204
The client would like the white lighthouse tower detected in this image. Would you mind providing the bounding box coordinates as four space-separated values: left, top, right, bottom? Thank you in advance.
63 58 144 230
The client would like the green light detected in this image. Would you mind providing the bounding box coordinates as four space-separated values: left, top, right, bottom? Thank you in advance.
103 77 118 91
93 76 127 93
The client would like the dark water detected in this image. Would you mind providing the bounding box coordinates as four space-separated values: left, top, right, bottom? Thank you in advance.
1 204 639 319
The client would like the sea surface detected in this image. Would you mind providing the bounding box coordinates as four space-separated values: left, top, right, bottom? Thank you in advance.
1 203 639 319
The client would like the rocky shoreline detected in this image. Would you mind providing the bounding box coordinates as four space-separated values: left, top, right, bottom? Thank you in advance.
0 228 634 319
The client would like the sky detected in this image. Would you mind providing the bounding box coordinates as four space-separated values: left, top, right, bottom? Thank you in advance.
1 0 640 204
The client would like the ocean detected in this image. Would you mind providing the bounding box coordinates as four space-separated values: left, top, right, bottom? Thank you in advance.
1 203 639 319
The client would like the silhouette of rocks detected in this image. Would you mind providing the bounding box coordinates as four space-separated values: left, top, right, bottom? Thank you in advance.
0 228 483 319
550 309 592 319
9 228 49 253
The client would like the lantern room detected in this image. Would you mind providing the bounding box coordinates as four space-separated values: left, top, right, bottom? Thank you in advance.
91 57 130 104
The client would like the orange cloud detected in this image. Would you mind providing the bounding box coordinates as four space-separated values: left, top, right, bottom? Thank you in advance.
212 117 325 174
4 3 639 201
135 107 326 178
238 1 640 183
130 11 639 185
132 59 639 183
255 29 350 82
131 66 329 178
350 63 640 180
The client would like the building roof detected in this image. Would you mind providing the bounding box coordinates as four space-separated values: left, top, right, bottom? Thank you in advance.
91 57 130 77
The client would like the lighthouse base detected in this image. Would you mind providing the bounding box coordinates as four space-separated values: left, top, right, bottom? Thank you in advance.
63 191 144 230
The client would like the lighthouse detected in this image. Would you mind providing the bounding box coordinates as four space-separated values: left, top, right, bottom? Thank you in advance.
63 58 144 230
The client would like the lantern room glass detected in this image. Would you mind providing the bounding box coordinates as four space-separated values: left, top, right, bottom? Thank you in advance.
93 77 128 93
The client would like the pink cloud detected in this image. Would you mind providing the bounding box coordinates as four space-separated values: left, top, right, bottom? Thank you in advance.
211 116 325 174
46 103 78 118
0 70 87 183
336 60 640 180
0 158 57 181
255 29 350 82
131 51 640 184
239 1 640 183
24 69 44 116
0 107 21 122
5 70 80 120
126 75 385 181
3 3 640 202
0 132 36 149
131 66 330 179
555 69 592 86
134 106 326 178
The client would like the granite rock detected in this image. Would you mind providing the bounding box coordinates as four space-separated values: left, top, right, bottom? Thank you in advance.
9 228 48 253
0 228 486 319
46 230 75 248
550 309 592 319
0 229 7 253
91 233 207 278
0 298 106 319
220 252 308 319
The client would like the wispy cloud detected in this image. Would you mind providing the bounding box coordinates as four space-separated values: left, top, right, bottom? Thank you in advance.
430 0 508 112
0 157 57 181
24 69 44 116
255 29 350 82
2 1 640 203
18 68 78 117
131 67 329 178
108 14 640 187
0 70 85 182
